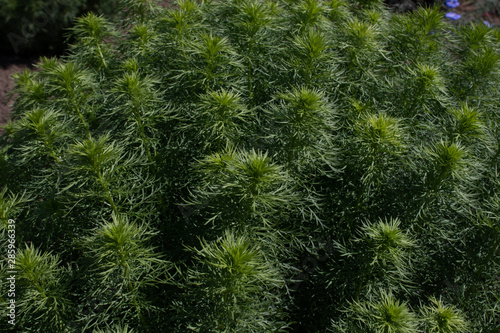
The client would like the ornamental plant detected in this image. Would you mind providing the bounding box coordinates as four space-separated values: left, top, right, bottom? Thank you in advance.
1 0 499 332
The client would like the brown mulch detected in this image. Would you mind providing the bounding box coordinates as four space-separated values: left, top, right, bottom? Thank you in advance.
0 56 39 130
451 0 500 26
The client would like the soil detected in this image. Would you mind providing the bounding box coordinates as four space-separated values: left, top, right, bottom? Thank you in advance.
451 0 500 26
0 0 498 130
0 55 38 131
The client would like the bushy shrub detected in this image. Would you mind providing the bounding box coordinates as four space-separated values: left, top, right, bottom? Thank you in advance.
1 0 499 332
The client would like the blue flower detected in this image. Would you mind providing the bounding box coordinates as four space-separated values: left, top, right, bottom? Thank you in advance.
445 12 461 20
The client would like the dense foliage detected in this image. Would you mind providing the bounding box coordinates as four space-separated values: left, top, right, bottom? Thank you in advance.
1 0 499 332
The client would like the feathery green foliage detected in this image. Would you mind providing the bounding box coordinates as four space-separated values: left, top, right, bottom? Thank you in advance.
341 289 418 333
14 245 72 332
420 297 468 333
0 0 499 332
182 230 287 332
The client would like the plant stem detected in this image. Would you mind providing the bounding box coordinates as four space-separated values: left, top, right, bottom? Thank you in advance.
97 171 119 215
133 105 153 163
38 127 59 163
126 267 148 329
69 90 91 138
246 38 255 103
95 41 108 69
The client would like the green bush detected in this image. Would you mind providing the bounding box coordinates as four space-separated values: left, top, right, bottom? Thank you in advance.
1 0 499 332
0 0 120 54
